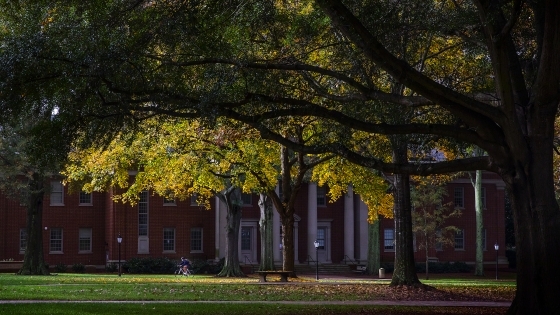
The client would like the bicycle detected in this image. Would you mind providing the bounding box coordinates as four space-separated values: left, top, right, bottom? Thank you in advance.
174 264 193 277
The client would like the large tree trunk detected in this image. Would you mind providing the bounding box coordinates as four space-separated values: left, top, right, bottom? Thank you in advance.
18 175 49 275
216 188 245 277
258 193 274 271
281 211 296 275
504 148 560 314
365 218 380 275
390 139 421 286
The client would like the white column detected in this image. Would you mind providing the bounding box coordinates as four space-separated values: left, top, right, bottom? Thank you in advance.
343 185 355 262
273 184 281 263
307 182 318 261
358 199 369 260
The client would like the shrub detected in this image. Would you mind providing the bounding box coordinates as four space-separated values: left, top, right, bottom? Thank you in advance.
105 263 118 273
54 263 67 273
123 257 176 274
71 263 85 273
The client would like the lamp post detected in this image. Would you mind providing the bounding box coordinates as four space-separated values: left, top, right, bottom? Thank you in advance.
314 240 319 281
494 242 499 280
117 233 123 277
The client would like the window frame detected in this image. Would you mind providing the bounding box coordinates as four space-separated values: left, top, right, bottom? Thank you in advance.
190 228 203 253
383 228 395 252
453 187 464 208
317 186 327 207
50 181 64 206
163 228 176 253
241 193 252 206
454 229 465 251
138 191 149 237
50 228 63 254
79 191 92 206
78 228 92 253
19 228 27 254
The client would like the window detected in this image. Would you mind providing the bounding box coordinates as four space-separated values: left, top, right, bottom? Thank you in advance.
79 228 92 253
317 186 327 206
454 229 465 250
482 228 487 251
190 194 202 206
191 228 203 252
241 227 252 250
163 191 175 205
79 191 92 205
138 191 148 236
163 196 176 206
241 193 252 206
454 187 464 208
316 228 326 249
50 181 64 205
384 229 395 251
163 228 175 252
50 228 63 253
435 229 443 251
19 228 27 253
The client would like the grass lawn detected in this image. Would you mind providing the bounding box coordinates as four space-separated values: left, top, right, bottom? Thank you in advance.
0 273 515 315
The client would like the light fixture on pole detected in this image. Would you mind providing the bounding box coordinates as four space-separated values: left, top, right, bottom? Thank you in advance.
494 242 499 280
117 233 123 277
314 240 319 281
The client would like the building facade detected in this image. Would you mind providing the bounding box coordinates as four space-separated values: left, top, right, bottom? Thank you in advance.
0 172 506 270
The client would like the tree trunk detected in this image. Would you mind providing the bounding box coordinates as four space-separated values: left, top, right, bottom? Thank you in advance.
390 139 421 286
258 193 274 271
505 155 560 314
424 237 429 280
281 212 296 275
365 218 380 275
216 188 245 277
18 175 49 275
474 169 484 276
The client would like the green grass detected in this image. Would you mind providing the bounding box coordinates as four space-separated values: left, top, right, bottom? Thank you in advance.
0 273 514 315
0 303 510 315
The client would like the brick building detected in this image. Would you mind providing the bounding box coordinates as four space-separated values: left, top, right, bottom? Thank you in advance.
0 172 506 270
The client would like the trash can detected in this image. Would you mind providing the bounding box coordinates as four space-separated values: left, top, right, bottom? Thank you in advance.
378 268 385 279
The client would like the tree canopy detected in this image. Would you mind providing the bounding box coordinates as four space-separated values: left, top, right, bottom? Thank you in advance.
1 1 560 313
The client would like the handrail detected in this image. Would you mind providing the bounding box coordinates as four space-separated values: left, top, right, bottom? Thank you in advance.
307 255 316 266
244 255 254 266
343 255 360 265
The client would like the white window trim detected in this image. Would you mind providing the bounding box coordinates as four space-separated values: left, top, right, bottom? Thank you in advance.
19 228 27 254
317 186 327 207
454 229 465 251
454 187 464 209
78 228 92 253
163 228 176 253
50 228 63 254
50 181 64 206
383 228 395 252
79 191 92 206
190 227 203 253
163 198 176 206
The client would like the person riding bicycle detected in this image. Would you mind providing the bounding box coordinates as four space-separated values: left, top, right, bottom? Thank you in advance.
179 257 191 274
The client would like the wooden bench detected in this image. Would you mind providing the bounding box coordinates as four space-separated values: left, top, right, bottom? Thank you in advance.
255 270 292 282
